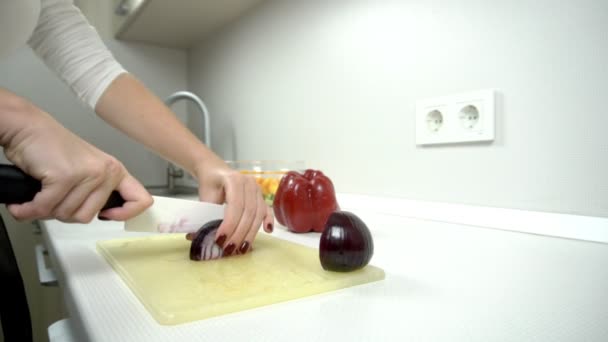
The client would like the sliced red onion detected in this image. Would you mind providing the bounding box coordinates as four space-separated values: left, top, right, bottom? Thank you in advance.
189 219 224 261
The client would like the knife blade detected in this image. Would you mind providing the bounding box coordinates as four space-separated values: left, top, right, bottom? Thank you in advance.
0 163 224 233
124 195 225 233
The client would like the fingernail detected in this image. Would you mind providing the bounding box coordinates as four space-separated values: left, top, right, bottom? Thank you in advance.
223 243 236 256
239 241 250 254
215 234 227 247
186 233 195 241
266 223 273 232
98 215 109 221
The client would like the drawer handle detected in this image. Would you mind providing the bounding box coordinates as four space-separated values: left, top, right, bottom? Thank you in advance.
35 244 58 286
48 318 76 342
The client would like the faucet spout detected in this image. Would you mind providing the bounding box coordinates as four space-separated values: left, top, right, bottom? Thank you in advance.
165 91 211 148
161 91 210 191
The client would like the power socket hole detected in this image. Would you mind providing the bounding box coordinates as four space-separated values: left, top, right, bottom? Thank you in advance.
426 110 443 133
459 105 480 130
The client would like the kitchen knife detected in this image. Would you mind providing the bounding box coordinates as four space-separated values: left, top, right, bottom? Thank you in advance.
0 163 225 233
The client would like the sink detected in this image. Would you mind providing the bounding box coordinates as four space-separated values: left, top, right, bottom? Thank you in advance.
145 185 198 198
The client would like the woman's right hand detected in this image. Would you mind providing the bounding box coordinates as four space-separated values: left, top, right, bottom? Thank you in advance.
0 88 152 223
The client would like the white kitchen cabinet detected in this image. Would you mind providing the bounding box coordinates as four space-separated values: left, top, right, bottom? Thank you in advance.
112 0 266 48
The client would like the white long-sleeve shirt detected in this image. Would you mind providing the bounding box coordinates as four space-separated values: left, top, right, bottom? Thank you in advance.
0 0 126 109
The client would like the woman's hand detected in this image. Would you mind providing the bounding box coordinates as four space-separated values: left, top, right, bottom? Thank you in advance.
95 74 273 254
0 89 152 223
188 156 274 255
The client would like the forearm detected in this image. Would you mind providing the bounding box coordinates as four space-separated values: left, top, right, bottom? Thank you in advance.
94 74 221 177
0 88 50 158
0 88 28 146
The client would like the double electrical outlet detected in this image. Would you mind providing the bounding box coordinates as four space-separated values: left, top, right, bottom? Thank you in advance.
415 89 496 145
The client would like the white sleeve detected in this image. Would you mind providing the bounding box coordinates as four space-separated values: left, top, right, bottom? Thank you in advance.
27 0 127 109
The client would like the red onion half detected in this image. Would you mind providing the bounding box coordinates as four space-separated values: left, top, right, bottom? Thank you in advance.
319 211 374 272
189 219 224 261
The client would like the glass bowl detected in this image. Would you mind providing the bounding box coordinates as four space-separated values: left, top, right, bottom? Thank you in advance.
225 160 306 206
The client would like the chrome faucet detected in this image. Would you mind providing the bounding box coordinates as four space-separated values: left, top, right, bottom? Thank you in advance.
165 91 211 147
164 91 211 191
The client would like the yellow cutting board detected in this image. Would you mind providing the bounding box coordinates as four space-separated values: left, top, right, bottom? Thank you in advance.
96 233 385 325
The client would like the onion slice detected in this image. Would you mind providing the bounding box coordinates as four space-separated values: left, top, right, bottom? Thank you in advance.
189 219 224 261
319 211 374 272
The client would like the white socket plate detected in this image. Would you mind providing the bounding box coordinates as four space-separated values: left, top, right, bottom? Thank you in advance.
415 89 496 145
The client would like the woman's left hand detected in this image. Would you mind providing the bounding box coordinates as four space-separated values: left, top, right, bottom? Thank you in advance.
189 157 274 256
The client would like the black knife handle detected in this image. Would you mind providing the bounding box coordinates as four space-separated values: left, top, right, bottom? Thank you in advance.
0 164 125 210
0 164 41 204
101 190 126 211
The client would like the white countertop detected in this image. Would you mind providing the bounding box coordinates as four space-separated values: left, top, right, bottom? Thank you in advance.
40 194 608 342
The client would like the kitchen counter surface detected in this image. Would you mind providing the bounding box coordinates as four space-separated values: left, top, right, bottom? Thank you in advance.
40 195 608 341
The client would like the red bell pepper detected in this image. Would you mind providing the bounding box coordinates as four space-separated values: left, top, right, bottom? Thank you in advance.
273 169 339 233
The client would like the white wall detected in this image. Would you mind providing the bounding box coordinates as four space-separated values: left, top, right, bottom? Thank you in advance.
188 0 608 218
73 0 114 40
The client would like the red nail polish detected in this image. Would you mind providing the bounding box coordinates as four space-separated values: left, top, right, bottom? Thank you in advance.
266 223 273 232
215 234 227 247
239 241 250 254
223 243 236 256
